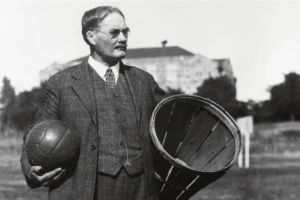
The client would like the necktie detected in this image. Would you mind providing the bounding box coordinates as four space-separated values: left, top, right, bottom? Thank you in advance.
105 68 115 88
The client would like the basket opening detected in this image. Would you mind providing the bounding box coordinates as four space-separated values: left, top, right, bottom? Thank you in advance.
153 97 238 172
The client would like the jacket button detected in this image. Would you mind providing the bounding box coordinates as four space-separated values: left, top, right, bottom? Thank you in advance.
91 144 96 150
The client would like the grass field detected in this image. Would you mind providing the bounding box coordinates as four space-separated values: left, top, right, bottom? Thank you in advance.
1 136 300 200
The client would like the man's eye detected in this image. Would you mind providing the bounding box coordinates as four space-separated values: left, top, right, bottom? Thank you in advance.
123 28 130 34
110 29 120 36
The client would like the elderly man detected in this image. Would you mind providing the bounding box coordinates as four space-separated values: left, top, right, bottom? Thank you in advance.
21 6 165 200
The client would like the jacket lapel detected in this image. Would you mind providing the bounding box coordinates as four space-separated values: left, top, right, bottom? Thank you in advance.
122 62 142 132
71 59 97 126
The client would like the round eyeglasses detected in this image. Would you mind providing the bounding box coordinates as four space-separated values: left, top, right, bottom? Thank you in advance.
93 27 130 39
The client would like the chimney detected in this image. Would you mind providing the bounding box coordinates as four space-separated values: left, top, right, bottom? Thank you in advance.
161 40 167 47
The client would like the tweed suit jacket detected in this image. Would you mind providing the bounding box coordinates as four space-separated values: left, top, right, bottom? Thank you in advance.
20 58 165 200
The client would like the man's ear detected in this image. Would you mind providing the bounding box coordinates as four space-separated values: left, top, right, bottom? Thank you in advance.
86 31 96 45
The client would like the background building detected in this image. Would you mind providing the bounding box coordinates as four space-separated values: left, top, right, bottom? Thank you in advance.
40 44 235 94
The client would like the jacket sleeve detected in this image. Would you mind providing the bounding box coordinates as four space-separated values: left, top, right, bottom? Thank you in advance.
20 75 61 188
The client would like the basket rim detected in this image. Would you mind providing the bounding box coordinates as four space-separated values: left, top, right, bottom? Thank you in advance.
149 94 242 173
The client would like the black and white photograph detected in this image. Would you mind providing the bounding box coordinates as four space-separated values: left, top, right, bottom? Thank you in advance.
1 0 300 199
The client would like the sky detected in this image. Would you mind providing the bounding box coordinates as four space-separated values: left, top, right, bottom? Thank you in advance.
1 0 300 101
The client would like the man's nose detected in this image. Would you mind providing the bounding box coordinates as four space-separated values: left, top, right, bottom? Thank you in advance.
118 32 128 41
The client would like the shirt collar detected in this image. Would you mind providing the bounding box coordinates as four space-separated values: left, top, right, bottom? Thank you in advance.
88 56 120 82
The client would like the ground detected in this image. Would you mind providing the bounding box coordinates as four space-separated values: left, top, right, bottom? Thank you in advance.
1 136 300 200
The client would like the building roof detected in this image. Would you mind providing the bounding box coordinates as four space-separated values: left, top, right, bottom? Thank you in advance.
126 46 194 58
63 46 195 67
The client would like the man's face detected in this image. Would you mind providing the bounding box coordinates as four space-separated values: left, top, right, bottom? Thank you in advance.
91 13 129 64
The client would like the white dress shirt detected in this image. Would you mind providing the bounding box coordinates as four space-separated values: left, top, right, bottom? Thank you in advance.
88 56 120 84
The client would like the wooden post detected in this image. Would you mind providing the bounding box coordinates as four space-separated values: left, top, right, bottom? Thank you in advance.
237 116 253 168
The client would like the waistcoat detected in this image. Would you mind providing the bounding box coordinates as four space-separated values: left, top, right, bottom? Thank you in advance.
89 65 144 175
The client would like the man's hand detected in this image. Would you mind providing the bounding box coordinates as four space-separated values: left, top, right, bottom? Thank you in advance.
27 166 66 187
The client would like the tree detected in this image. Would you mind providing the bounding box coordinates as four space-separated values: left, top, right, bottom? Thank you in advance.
165 87 184 97
12 82 47 131
0 76 16 106
0 78 47 133
268 72 300 121
248 100 274 123
194 76 241 118
0 77 17 132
